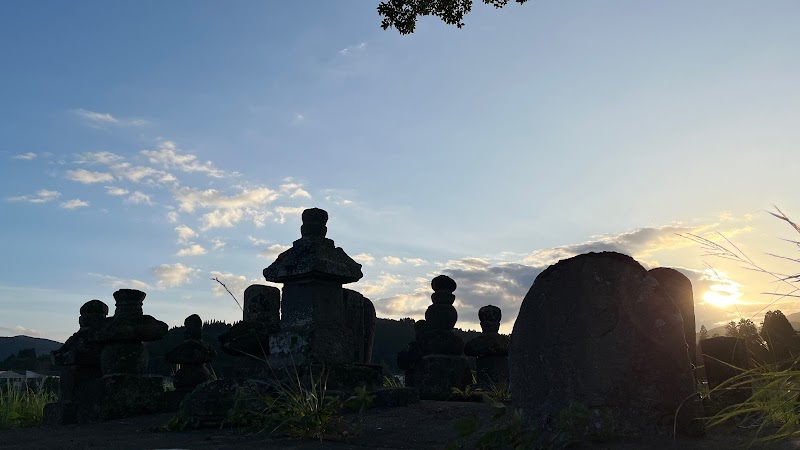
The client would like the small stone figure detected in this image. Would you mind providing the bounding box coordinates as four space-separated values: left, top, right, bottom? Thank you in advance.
397 320 427 387
464 305 509 389
417 275 469 400
165 314 216 390
43 300 109 425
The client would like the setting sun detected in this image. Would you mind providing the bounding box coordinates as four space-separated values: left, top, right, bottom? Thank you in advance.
703 284 744 308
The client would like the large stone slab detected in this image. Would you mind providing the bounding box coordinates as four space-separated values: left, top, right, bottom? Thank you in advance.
510 252 702 439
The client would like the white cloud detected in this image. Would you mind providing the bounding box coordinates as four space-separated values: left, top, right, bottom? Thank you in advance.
210 238 226 251
141 141 226 178
125 191 153 205
353 253 375 266
382 256 428 266
60 199 90 209
175 225 197 244
73 109 146 127
248 236 271 246
111 163 176 184
152 263 197 289
8 189 61 203
74 109 119 125
174 186 280 230
89 272 152 290
105 186 129 196
210 271 279 300
259 244 291 260
274 206 306 224
167 211 179 223
339 42 367 56
0 325 42 337
75 151 124 165
291 188 311 198
357 273 405 298
176 244 207 257
66 169 114 184
13 152 37 160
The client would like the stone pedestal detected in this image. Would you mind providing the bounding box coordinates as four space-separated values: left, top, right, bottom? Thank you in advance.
476 355 509 388
419 355 469 400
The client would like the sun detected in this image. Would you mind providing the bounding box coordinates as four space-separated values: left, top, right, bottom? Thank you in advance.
702 284 743 308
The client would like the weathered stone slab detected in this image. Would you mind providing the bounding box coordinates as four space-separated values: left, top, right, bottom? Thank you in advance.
510 252 702 439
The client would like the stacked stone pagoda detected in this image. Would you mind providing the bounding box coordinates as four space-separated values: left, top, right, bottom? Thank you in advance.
417 275 469 400
464 305 510 389
44 300 109 425
164 314 216 408
263 207 377 370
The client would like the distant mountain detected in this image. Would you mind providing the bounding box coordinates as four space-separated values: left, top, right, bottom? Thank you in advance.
0 335 62 361
696 313 800 342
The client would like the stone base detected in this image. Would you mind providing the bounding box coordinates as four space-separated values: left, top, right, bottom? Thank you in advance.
88 374 165 421
164 387 195 412
42 402 77 426
475 355 509 389
419 354 470 400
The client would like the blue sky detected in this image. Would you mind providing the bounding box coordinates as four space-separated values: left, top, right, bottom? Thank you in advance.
2 1 800 341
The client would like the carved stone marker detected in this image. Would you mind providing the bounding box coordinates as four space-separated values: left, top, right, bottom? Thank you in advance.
165 314 216 392
464 305 509 389
397 320 427 388
418 275 469 400
218 285 280 360
43 300 108 425
699 336 750 407
510 252 702 439
262 207 369 365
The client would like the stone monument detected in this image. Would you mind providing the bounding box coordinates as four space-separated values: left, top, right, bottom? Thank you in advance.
262 207 370 366
417 275 469 400
397 319 427 388
510 252 703 439
218 284 280 362
648 267 697 367
165 314 216 408
464 305 510 389
43 300 109 425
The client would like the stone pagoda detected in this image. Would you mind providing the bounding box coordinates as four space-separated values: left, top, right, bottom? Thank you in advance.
263 207 374 368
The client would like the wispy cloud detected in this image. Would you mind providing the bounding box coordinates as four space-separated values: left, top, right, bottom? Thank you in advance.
111 163 176 185
141 141 227 178
73 109 147 127
176 244 207 257
60 199 89 209
175 225 197 244
89 273 152 291
383 256 427 266
75 151 124 165
105 186 129 196
65 169 114 184
174 186 280 230
259 244 290 259
274 206 306 224
8 189 61 203
124 191 153 205
152 263 197 289
12 152 37 160
338 42 367 56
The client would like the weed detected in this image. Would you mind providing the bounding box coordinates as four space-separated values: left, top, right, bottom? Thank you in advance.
382 375 403 388
0 386 55 429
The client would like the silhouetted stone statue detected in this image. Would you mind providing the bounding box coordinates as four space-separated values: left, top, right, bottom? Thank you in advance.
397 320 427 388
510 252 703 440
760 310 800 365
417 275 469 400
166 314 216 390
44 300 109 425
218 285 280 360
262 207 367 365
464 305 509 389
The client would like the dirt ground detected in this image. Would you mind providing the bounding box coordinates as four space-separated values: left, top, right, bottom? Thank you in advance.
1 401 799 449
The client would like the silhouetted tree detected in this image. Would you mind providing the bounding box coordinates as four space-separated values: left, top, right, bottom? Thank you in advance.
725 319 758 340
699 325 708 341
378 0 529 34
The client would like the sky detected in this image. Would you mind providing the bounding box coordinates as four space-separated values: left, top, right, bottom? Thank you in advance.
1 1 799 342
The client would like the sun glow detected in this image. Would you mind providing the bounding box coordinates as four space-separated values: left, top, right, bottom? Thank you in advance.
702 283 744 308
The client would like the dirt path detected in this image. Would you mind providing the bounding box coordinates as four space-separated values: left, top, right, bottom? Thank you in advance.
1 401 799 449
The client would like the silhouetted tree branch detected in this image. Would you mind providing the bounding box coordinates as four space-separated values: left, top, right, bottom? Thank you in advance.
378 0 529 35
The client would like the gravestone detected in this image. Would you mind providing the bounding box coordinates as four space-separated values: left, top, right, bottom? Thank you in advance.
344 288 377 364
464 305 510 389
43 300 108 425
418 275 469 400
760 310 800 365
164 314 217 409
699 336 750 407
648 267 696 367
218 284 280 362
397 320 427 388
262 208 371 366
510 252 702 439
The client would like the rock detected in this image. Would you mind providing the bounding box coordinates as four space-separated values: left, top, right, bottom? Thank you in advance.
510 252 702 439
649 267 697 367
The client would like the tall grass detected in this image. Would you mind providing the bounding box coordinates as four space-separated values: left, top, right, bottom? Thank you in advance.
683 207 800 442
0 386 56 429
